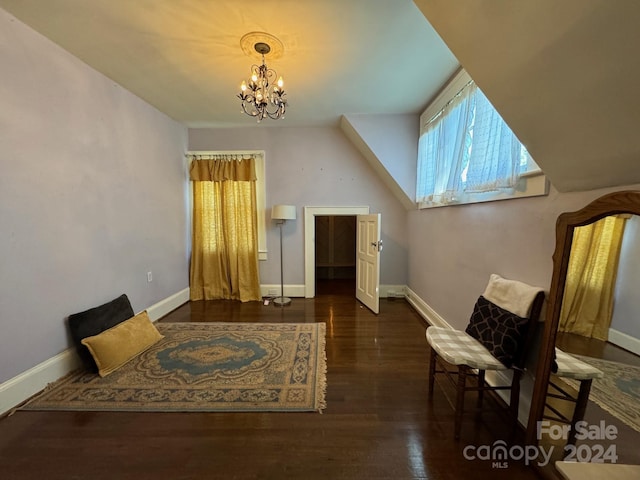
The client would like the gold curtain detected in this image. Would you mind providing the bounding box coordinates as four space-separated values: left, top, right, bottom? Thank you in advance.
189 157 261 302
558 215 627 340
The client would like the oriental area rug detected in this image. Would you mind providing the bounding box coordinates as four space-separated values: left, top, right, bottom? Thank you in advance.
21 322 327 413
561 355 640 433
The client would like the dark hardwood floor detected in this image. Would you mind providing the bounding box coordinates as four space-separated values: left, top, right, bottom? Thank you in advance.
0 294 542 479
556 331 640 367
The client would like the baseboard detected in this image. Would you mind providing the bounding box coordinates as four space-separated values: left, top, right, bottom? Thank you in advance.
0 288 190 417
260 284 406 299
260 284 306 298
608 328 640 356
379 285 406 298
146 287 190 321
0 349 81 417
405 287 453 329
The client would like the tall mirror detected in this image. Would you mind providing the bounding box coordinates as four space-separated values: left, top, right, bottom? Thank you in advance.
527 190 640 474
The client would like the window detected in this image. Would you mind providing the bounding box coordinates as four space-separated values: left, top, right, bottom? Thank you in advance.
188 151 267 260
416 70 546 208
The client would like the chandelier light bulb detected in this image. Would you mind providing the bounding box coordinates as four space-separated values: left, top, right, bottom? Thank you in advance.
277 77 284 88
240 81 247 92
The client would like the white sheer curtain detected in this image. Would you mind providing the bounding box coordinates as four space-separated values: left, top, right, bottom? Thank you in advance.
464 88 522 193
416 81 525 206
416 83 476 206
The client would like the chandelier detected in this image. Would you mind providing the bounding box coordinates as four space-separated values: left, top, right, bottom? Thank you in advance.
237 41 287 122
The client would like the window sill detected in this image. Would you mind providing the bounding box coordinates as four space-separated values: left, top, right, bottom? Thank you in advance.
417 172 549 209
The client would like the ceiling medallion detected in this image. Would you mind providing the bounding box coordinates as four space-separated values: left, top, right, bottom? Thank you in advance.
240 32 284 59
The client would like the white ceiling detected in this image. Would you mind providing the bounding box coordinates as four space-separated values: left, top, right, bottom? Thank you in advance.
0 0 459 128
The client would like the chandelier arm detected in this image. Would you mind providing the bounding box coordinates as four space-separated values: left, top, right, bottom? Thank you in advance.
238 91 261 117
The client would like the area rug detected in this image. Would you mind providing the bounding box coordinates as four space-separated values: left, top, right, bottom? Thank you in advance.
561 354 640 433
21 322 326 413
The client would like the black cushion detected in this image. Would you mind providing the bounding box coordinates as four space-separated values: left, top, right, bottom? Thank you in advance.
465 295 529 368
68 294 134 371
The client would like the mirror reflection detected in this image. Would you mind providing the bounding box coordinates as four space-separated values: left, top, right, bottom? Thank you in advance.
539 213 640 472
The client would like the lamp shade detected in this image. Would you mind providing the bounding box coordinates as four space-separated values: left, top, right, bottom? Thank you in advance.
271 204 296 221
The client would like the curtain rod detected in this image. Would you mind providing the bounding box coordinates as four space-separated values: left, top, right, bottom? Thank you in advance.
424 79 474 127
186 153 257 161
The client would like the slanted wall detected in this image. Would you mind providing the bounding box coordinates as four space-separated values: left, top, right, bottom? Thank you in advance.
340 114 418 210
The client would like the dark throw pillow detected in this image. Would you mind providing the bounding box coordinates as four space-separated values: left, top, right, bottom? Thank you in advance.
68 294 134 371
465 295 529 368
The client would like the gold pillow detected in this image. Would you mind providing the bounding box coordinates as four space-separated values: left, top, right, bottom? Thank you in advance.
81 310 163 377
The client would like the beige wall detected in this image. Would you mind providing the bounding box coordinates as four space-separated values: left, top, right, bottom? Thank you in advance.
0 8 189 383
189 126 410 289
612 215 640 339
408 184 640 330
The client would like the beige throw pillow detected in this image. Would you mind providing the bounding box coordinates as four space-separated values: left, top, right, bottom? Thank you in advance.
81 310 163 377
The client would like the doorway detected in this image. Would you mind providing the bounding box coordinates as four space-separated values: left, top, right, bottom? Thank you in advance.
315 215 356 295
303 206 370 297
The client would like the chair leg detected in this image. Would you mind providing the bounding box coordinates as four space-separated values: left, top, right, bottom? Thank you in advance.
567 379 592 447
510 370 522 439
476 370 485 409
428 347 437 398
455 365 468 440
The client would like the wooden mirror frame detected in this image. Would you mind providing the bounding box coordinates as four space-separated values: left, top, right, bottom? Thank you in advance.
526 190 640 445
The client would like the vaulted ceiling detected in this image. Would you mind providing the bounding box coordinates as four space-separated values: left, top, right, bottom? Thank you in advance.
3 0 640 193
0 0 458 128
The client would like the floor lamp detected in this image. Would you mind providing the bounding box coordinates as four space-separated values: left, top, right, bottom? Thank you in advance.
271 205 296 307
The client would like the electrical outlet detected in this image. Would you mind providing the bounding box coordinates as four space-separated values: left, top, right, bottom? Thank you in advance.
147 271 153 282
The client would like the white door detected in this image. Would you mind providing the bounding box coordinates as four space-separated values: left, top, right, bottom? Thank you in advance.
356 213 381 314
